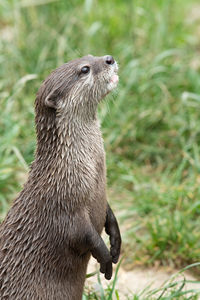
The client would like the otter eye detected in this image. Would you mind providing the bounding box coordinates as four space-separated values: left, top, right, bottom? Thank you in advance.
80 66 90 74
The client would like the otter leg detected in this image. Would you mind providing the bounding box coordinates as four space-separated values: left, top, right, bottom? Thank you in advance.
105 204 121 264
71 213 113 280
85 226 113 280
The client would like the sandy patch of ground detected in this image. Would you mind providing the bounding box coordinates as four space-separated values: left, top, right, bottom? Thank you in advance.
86 257 200 299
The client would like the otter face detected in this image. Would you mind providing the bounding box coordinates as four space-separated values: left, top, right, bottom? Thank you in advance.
43 55 119 112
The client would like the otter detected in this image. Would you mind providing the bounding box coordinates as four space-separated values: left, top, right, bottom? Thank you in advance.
0 54 121 300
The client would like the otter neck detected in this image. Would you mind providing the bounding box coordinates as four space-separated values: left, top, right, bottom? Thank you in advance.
32 108 103 207
35 108 99 162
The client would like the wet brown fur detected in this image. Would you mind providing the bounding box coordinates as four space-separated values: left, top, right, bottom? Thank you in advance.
0 55 121 300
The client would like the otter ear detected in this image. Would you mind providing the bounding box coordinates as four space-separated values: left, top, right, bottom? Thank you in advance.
44 89 59 109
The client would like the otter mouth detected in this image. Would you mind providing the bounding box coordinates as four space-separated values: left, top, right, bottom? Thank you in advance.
110 73 119 85
107 73 119 92
107 61 119 92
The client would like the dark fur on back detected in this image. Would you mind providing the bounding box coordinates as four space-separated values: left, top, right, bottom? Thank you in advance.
0 55 120 300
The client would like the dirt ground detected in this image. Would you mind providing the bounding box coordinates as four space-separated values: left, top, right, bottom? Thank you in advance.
86 257 200 299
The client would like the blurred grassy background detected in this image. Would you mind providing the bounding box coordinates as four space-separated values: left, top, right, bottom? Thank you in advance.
1 0 200 291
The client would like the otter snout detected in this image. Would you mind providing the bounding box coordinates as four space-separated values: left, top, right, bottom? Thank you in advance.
104 55 119 92
104 55 118 72
105 55 115 65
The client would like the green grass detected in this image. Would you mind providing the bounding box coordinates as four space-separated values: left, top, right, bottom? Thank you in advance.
1 0 200 298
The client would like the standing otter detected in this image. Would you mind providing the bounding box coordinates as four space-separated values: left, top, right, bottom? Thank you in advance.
0 55 121 300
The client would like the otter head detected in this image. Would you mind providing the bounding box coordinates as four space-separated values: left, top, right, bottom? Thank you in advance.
39 55 118 118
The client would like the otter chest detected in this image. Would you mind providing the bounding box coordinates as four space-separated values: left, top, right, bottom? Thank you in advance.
57 128 106 201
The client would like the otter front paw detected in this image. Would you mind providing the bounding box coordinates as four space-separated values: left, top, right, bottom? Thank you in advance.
99 255 113 280
91 246 113 280
105 204 121 264
109 229 121 264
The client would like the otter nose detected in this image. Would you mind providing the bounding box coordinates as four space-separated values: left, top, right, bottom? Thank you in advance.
105 55 115 65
